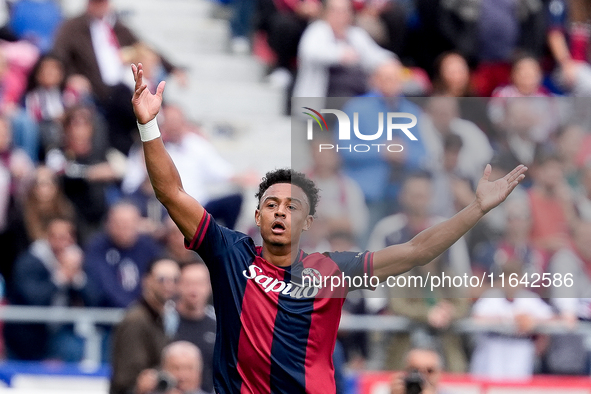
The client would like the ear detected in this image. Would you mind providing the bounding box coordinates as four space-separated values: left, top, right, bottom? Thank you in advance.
254 209 261 227
302 215 314 232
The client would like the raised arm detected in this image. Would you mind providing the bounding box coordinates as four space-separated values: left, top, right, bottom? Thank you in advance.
131 63 204 241
373 164 527 281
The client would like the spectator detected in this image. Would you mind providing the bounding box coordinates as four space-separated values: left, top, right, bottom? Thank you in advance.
305 135 369 249
555 124 586 189
391 347 451 394
173 262 216 394
0 40 40 161
22 165 75 243
472 198 544 282
110 257 180 394
229 0 255 55
429 134 475 219
470 261 554 380
528 152 577 257
127 174 169 241
257 0 321 88
164 219 199 265
431 52 494 140
368 174 471 372
440 0 546 97
24 54 66 157
136 341 207 394
292 0 393 100
354 0 408 56
4 217 94 361
467 156 530 260
46 104 126 239
492 55 551 97
84 201 162 308
52 0 182 154
549 221 591 316
338 60 427 232
62 74 94 109
546 0 591 96
421 96 493 187
545 220 591 375
492 99 547 175
7 0 62 53
365 173 471 275
432 52 472 97
123 104 243 229
0 115 34 280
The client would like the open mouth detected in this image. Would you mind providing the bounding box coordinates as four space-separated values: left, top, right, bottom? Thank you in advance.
271 221 286 234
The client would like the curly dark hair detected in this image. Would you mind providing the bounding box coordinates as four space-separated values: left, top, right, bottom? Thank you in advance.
255 169 320 216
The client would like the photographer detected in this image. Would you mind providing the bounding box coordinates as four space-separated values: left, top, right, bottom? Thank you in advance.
135 341 207 394
391 347 450 394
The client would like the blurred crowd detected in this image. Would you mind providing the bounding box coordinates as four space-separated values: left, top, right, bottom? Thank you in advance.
0 0 590 393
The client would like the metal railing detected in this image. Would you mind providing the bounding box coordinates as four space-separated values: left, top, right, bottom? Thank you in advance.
1 306 591 370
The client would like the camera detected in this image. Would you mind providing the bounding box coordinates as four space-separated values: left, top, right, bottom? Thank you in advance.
404 370 424 394
154 371 177 393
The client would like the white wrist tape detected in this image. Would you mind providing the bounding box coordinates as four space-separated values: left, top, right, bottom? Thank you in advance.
137 118 161 142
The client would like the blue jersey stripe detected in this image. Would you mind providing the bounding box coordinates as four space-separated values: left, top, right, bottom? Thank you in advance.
208 239 256 394
269 270 315 394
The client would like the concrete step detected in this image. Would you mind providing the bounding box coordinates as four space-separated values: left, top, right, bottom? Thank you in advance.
164 79 285 120
178 53 265 83
125 16 231 56
203 115 292 173
115 0 214 17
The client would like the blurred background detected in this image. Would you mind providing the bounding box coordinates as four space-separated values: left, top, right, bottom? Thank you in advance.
0 0 591 393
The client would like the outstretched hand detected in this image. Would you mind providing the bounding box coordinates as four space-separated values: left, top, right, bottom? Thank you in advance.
475 164 528 214
131 63 165 124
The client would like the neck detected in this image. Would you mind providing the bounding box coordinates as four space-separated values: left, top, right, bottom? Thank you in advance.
177 300 205 320
262 242 296 267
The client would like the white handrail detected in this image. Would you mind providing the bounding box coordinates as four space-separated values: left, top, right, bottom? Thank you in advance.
2 306 591 369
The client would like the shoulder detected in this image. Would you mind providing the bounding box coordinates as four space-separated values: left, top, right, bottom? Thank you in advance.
301 20 332 40
347 25 376 41
121 302 148 325
121 302 151 325
306 20 329 33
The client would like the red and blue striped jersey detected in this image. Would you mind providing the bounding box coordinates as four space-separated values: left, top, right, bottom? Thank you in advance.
185 211 374 394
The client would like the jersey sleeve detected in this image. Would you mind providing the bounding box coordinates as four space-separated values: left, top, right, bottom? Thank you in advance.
185 211 251 269
327 250 375 290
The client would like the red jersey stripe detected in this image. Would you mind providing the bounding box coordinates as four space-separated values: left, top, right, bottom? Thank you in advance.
237 262 285 393
185 211 211 250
